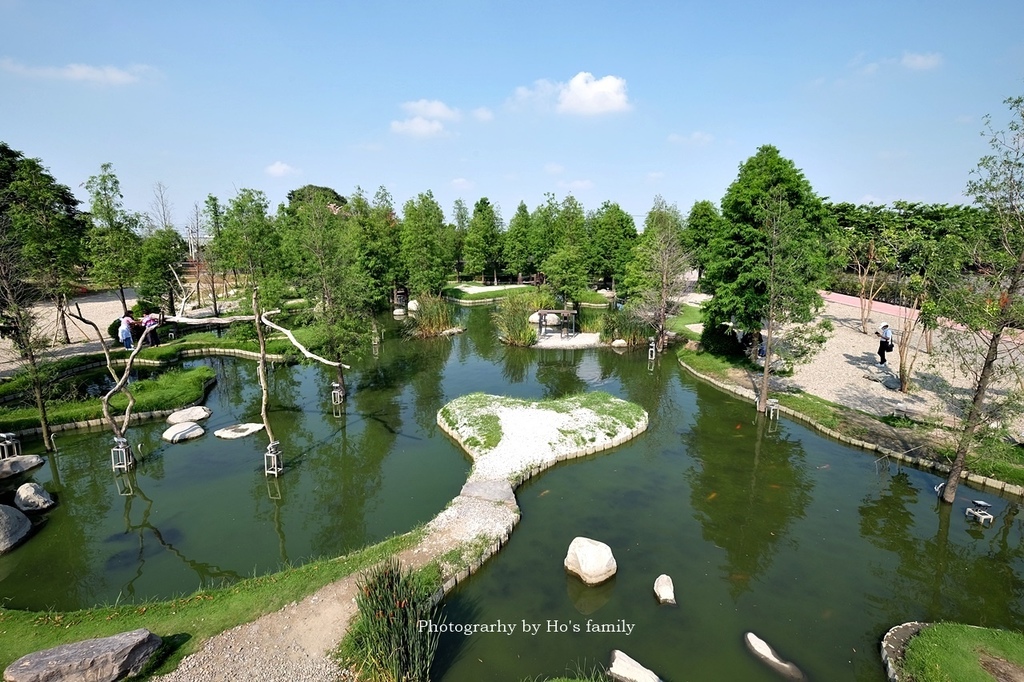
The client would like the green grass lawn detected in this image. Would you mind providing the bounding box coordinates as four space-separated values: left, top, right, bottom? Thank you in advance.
665 304 702 339
902 624 1024 682
441 285 533 301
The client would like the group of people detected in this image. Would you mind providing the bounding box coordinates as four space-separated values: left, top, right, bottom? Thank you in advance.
117 312 161 351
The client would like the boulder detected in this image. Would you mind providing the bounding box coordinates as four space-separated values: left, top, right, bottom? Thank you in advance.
393 308 406 316
0 455 45 480
440 327 464 337
14 483 55 512
545 313 561 326
161 421 205 443
0 505 31 554
611 339 628 348
3 628 162 682
608 650 662 682
744 632 806 681
653 574 676 605
214 423 265 439
407 299 420 312
166 406 212 425
564 536 617 585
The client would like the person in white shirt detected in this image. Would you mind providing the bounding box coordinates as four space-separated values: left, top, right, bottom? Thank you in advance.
874 323 893 366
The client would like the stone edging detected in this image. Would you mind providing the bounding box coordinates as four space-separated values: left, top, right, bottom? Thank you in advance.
428 408 649 596
880 621 928 681
676 357 1024 500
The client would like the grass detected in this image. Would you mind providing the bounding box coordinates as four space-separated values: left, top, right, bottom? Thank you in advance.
441 285 533 301
0 365 216 431
0 530 423 675
665 304 703 339
902 624 1024 682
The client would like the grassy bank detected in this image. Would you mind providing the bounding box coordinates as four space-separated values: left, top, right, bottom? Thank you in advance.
902 624 1024 681
441 284 533 301
0 530 422 675
0 365 216 431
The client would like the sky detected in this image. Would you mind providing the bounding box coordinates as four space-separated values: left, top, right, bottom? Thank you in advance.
2 0 1023 230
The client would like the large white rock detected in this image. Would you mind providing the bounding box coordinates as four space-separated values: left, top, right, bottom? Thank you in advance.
166 406 212 425
528 312 541 324
161 421 205 443
564 536 617 585
14 483 55 512
0 505 31 554
611 339 628 348
393 308 406 316
407 299 420 312
608 650 662 682
654 574 676 605
744 632 807 681
0 455 45 480
214 423 265 439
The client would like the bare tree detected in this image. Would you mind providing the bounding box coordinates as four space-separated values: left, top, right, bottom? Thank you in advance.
149 181 175 234
627 217 691 352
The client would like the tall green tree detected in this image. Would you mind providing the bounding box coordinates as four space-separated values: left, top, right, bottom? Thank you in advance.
503 201 533 281
936 96 1024 504
451 198 470 277
464 198 503 284
702 145 834 343
85 163 142 314
218 188 280 292
588 201 637 291
683 199 725 284
351 186 403 309
400 191 450 296
137 227 188 313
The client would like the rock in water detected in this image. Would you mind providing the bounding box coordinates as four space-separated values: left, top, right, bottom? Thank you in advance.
0 455 45 480
214 423 265 439
0 505 31 555
744 632 807 681
161 421 205 443
608 650 662 682
4 628 162 682
14 483 55 512
166 406 212 424
654 574 676 605
564 536 617 585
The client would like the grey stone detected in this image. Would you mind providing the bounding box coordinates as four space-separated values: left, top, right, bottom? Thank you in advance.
161 421 205 443
166 406 212 425
744 632 807 681
0 455 45 480
214 423 265 439
608 650 662 682
653 574 676 605
0 505 31 554
882 377 902 391
3 628 162 682
460 479 516 506
564 536 617 585
14 483 55 512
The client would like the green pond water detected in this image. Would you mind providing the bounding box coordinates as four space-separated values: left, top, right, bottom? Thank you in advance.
2 306 1023 682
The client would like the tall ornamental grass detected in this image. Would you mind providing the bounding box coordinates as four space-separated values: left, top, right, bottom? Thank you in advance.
406 294 455 338
493 291 540 347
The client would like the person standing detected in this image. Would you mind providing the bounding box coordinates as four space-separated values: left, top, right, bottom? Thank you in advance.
118 313 135 351
874 323 894 366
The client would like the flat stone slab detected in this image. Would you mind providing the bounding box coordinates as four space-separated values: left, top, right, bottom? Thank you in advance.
460 479 516 506
4 628 162 682
161 421 205 443
609 649 662 682
14 483 55 512
0 504 31 555
214 423 265 439
166 406 212 425
0 455 45 480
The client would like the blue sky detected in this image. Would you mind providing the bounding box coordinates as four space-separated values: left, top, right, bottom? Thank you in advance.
3 0 1023 229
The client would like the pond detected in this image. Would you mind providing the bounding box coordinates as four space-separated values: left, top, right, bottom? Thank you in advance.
2 306 1023 682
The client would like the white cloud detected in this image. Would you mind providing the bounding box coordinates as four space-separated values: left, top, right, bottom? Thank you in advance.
472 107 494 121
391 116 445 137
558 179 593 191
401 99 461 121
511 72 631 115
557 72 631 115
544 162 564 175
0 57 154 85
901 51 943 71
647 171 665 181
668 131 713 146
451 177 474 190
265 161 298 177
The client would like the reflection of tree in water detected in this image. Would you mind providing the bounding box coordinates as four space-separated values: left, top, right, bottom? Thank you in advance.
858 472 1024 630
464 306 499 361
534 349 586 398
409 336 454 434
499 346 535 385
684 403 813 598
118 471 244 600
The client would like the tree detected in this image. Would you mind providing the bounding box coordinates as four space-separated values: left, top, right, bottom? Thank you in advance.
623 196 689 350
137 227 188 313
464 197 503 284
702 145 835 411
280 185 348 309
683 200 725 284
451 198 470 277
937 96 1024 504
85 163 142 314
351 186 403 309
503 201 533 282
217 188 281 295
588 201 637 291
830 202 895 334
400 191 450 296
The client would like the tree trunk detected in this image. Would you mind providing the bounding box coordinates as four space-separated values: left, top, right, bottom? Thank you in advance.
53 295 71 344
117 285 128 315
758 324 774 414
25 347 53 451
253 289 276 443
942 324 1005 503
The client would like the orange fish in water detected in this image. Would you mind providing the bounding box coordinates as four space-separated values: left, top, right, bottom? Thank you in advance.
735 424 742 430
706 491 718 501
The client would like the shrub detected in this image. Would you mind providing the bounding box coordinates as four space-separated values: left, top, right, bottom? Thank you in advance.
405 295 454 338
340 558 442 682
493 292 538 347
599 309 648 345
698 322 745 357
225 320 257 342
